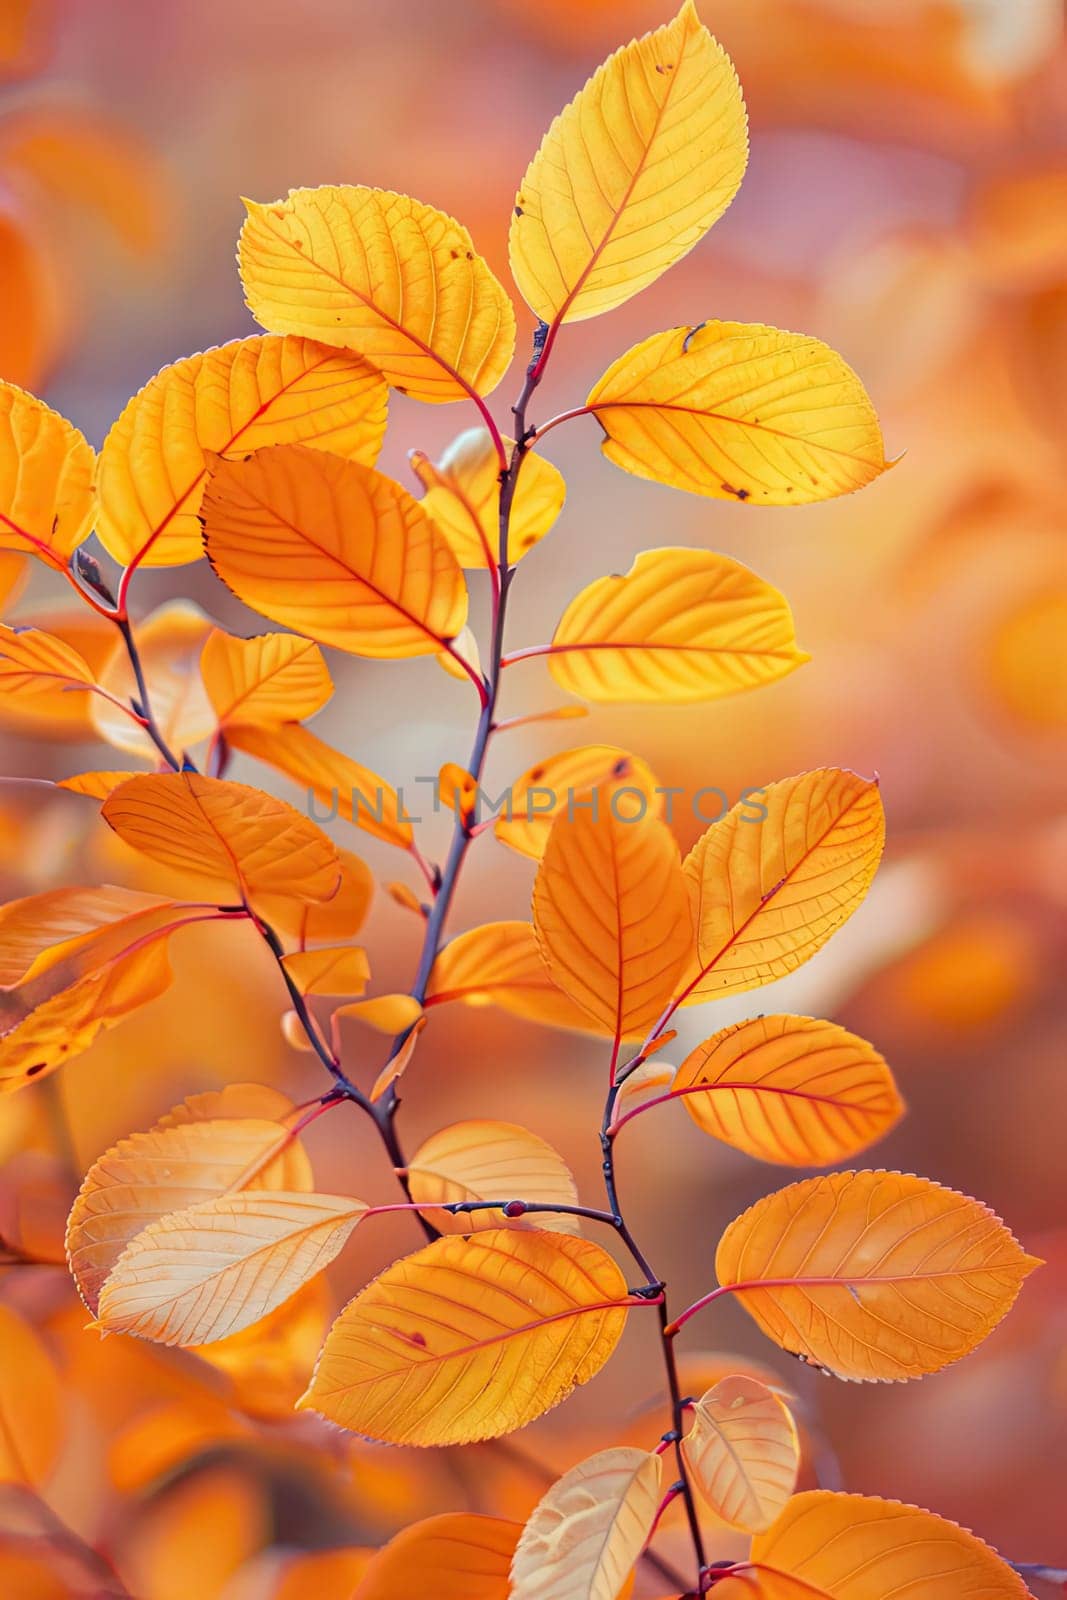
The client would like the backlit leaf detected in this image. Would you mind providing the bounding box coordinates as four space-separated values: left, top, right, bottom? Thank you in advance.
588 323 886 504
96 334 388 567
239 185 516 402
405 1120 579 1235
299 1228 630 1444
0 621 97 698
354 1514 521 1600
101 771 341 905
425 920 603 1034
412 428 565 568
509 1 747 323
96 1190 368 1346
715 1170 1041 1381
56 769 141 800
710 1491 1032 1600
681 1374 799 1532
91 600 216 759
0 938 173 1094
0 1304 63 1487
0 381 95 567
66 1085 312 1312
0 609 114 740
672 1015 904 1166
282 945 370 997
228 720 412 850
509 1446 661 1600
200 629 333 728
681 768 885 1002
495 745 662 860
543 548 807 703
257 847 373 943
333 994 423 1033
202 444 468 657
0 882 173 988
533 802 692 1039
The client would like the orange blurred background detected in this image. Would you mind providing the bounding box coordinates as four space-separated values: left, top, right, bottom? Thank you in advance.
1 0 1065 1594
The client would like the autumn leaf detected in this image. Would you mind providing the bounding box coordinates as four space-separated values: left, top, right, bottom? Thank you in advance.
0 938 173 1093
227 721 412 851
0 621 98 699
202 444 468 657
671 1015 904 1165
425 920 608 1034
333 994 423 1033
0 1303 63 1487
96 1190 369 1346
0 381 95 568
282 945 370 997
0 609 115 740
533 802 692 1040
495 745 662 860
681 1374 798 1532
101 771 341 905
0 882 173 989
509 1447 662 1600
66 1089 312 1313
715 1169 1041 1381
256 847 374 943
587 323 886 504
681 768 885 1002
91 600 216 760
353 1514 521 1600
509 1 747 323
412 428 565 568
57 769 143 800
298 1228 630 1444
404 1120 580 1235
710 1491 1033 1600
239 185 516 401
199 629 333 728
537 549 808 703
95 334 388 568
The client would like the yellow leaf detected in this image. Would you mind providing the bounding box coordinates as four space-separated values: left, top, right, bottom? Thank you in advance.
715 1169 1041 1382
412 428 565 568
509 1447 662 1600
681 1374 799 1533
282 945 370 997
0 381 95 567
257 848 374 943
96 334 388 567
91 600 216 759
0 621 97 699
96 1190 368 1347
0 1304 63 1487
534 802 692 1039
542 549 808 703
239 185 516 402
0 882 173 988
228 720 412 850
436 622 482 683
711 1491 1033 1600
334 994 423 1034
405 1120 579 1235
588 323 886 504
101 771 341 905
203 444 468 657
495 745 662 860
613 1057 676 1118
425 920 600 1034
200 629 333 727
0 938 173 1094
299 1228 630 1444
509 1 747 324
681 768 885 1003
354 1514 521 1600
66 1084 311 1312
438 761 478 824
672 1015 904 1166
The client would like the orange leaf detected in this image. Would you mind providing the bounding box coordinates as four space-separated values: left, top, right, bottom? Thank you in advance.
0 381 95 568
369 1015 427 1101
405 1119 579 1235
353 1513 521 1600
91 600 216 760
299 1229 630 1444
334 994 423 1034
681 1374 799 1532
282 945 370 997
0 883 172 989
101 771 341 905
203 445 468 657
0 609 115 740
715 1170 1041 1381
200 629 333 728
534 802 692 1039
424 920 599 1033
495 745 662 861
0 621 97 698
257 847 374 943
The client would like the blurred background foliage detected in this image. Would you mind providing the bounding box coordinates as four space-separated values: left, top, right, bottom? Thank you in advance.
1 0 1065 1594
